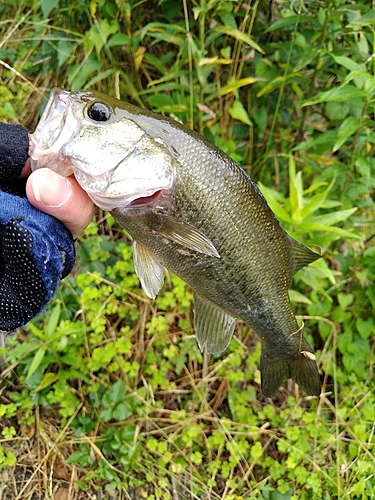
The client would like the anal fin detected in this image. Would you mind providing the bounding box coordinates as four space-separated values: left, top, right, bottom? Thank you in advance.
194 294 236 354
133 241 166 299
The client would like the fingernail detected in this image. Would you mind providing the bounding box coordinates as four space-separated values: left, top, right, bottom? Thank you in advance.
32 169 72 207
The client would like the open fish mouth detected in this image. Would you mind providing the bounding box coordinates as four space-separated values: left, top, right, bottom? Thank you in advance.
84 184 168 211
129 190 162 207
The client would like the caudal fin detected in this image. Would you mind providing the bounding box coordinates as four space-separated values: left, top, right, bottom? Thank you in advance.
260 349 321 398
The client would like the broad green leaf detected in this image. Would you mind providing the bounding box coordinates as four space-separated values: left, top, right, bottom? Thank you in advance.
26 322 44 338
325 101 350 121
57 335 68 351
302 85 366 106
112 402 132 421
84 20 118 57
264 15 313 33
41 0 59 18
26 346 46 380
84 28 102 55
332 116 360 152
0 102 16 119
251 106 268 132
140 22 185 43
148 94 175 109
258 183 293 224
311 208 357 226
144 31 184 45
111 380 127 405
57 40 76 67
309 257 337 285
141 82 189 94
218 77 260 96
350 10 375 26
319 200 342 209
142 53 169 75
100 19 119 42
217 9 237 30
141 22 185 36
198 56 233 66
300 221 361 240
293 130 337 151
47 303 61 338
303 181 329 195
148 94 187 113
100 407 113 422
288 289 313 305
66 446 92 465
228 100 253 126
257 73 303 97
355 157 372 179
355 269 369 286
300 175 335 219
328 54 361 72
107 33 131 48
121 424 137 443
69 54 102 91
85 68 119 89
337 292 354 309
211 26 264 54
356 317 374 340
143 70 190 89
34 372 60 392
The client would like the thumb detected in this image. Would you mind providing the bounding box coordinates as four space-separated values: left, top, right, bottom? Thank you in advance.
26 169 94 237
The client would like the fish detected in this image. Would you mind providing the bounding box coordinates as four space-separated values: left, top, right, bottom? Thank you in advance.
30 89 322 398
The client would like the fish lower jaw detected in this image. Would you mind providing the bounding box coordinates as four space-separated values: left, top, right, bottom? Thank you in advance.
89 189 164 211
129 190 162 207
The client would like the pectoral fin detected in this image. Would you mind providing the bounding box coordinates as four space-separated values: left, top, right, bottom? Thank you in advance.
194 294 236 354
159 215 220 258
133 241 166 299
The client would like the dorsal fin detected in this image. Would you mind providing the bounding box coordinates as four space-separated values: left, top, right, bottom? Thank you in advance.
288 236 321 275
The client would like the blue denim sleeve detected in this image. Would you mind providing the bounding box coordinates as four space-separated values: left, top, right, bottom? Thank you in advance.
0 192 76 331
0 123 76 331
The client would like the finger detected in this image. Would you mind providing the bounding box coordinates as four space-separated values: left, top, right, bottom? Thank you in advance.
26 169 94 237
20 158 31 179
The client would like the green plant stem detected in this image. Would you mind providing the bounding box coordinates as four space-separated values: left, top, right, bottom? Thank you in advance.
197 0 207 133
183 0 194 129
294 0 332 146
261 0 304 174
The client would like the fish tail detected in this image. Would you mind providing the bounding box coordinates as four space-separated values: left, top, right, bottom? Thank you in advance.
260 342 321 398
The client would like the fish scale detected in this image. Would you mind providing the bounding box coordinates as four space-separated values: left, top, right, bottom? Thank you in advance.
30 89 322 398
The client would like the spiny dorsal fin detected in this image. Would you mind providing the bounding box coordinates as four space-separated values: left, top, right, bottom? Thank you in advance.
194 294 236 354
133 241 166 299
288 236 321 275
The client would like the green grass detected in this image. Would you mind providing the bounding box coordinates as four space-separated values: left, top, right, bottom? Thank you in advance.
0 1 375 498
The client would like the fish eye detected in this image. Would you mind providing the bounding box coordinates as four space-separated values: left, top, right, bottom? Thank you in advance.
86 101 112 122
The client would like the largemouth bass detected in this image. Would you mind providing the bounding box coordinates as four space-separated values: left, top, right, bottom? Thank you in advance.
30 89 321 398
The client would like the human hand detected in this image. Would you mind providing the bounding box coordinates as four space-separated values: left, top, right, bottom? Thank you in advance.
0 124 93 331
24 163 94 238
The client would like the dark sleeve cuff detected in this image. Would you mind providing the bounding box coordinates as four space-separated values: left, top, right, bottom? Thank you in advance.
0 123 29 180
